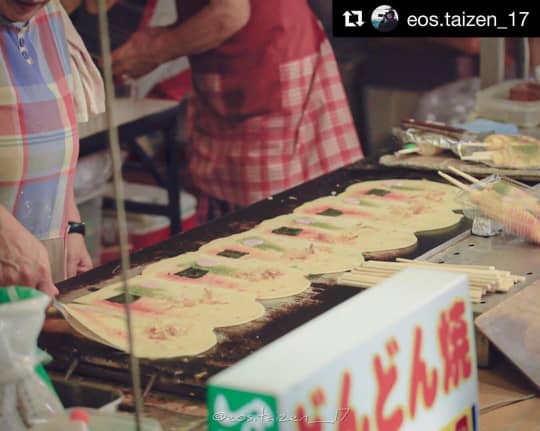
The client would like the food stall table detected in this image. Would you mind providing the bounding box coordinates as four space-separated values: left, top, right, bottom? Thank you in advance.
40 162 539 429
79 98 185 234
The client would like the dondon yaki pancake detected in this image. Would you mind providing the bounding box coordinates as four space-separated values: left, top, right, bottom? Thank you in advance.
142 252 310 300
200 230 365 274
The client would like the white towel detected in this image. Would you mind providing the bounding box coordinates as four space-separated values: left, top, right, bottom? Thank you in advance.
59 3 105 123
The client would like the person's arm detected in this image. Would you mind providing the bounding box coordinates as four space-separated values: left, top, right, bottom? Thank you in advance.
0 205 58 296
529 38 540 77
112 0 250 79
65 185 93 278
60 0 83 15
428 38 481 56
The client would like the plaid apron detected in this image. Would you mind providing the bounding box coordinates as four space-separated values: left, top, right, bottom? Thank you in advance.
0 1 77 278
181 0 363 207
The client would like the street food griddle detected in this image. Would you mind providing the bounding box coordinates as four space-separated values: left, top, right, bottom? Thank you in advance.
40 163 471 400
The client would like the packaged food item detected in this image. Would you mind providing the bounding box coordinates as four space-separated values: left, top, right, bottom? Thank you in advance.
509 82 540 101
393 119 475 157
458 134 540 169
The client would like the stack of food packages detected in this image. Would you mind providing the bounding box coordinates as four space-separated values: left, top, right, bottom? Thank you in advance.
63 178 525 358
393 119 540 169
458 134 540 169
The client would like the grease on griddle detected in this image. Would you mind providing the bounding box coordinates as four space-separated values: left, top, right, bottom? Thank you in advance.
272 226 302 236
176 267 208 279
217 249 249 259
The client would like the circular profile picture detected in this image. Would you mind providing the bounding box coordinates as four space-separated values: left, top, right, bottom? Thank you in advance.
371 5 399 32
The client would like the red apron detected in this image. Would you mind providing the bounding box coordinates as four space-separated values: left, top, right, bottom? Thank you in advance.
180 0 363 206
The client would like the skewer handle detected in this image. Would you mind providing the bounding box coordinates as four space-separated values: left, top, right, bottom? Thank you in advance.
437 171 474 192
396 148 420 156
448 166 481 184
462 152 493 161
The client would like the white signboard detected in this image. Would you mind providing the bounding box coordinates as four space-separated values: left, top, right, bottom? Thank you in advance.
208 268 478 431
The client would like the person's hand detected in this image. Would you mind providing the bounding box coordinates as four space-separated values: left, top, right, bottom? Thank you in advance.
111 29 166 80
0 208 58 296
66 234 93 279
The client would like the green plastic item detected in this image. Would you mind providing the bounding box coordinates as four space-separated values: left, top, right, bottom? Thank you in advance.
0 286 60 401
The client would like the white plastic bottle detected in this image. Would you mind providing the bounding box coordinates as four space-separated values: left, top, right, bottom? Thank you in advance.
69 409 91 431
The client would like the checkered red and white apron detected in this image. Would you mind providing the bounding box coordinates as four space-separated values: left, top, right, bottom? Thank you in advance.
180 0 363 206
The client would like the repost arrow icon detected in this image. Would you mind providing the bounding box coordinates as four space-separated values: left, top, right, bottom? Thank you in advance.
343 11 355 27
352 10 365 27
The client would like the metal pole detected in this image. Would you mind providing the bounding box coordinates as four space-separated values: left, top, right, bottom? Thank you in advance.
480 38 505 89
95 1 143 429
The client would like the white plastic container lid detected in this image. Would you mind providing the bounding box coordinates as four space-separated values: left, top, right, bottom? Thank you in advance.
475 80 540 128
66 409 163 431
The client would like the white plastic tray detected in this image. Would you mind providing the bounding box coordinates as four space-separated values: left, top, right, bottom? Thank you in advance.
476 80 540 128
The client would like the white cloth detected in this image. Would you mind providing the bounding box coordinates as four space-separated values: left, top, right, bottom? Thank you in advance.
132 0 190 98
60 4 105 123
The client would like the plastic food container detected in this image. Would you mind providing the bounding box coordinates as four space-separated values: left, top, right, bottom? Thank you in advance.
67 409 163 431
457 175 540 244
476 80 540 128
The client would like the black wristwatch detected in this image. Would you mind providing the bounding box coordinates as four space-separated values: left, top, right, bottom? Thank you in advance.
67 221 86 236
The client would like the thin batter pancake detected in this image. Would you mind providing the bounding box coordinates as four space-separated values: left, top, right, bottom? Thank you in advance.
63 303 218 359
343 179 462 210
256 214 418 256
72 276 266 328
142 252 310 300
295 192 463 233
63 276 266 358
200 231 365 274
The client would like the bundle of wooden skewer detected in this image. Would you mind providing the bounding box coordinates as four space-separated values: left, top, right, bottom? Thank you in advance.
458 135 540 168
338 258 525 303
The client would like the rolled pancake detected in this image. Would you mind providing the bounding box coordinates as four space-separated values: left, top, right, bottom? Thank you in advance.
200 231 365 274
256 214 418 257
142 253 310 300
63 302 218 359
71 276 266 328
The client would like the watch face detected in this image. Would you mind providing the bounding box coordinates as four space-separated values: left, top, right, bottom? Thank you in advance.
68 222 86 236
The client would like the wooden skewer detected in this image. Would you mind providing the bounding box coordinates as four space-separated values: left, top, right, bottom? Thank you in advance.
396 148 419 155
437 171 473 192
351 268 399 277
448 166 481 184
395 258 495 271
339 278 484 304
369 259 508 284
346 259 520 300
343 271 491 291
347 271 493 289
459 142 488 148
392 260 499 277
462 152 494 162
